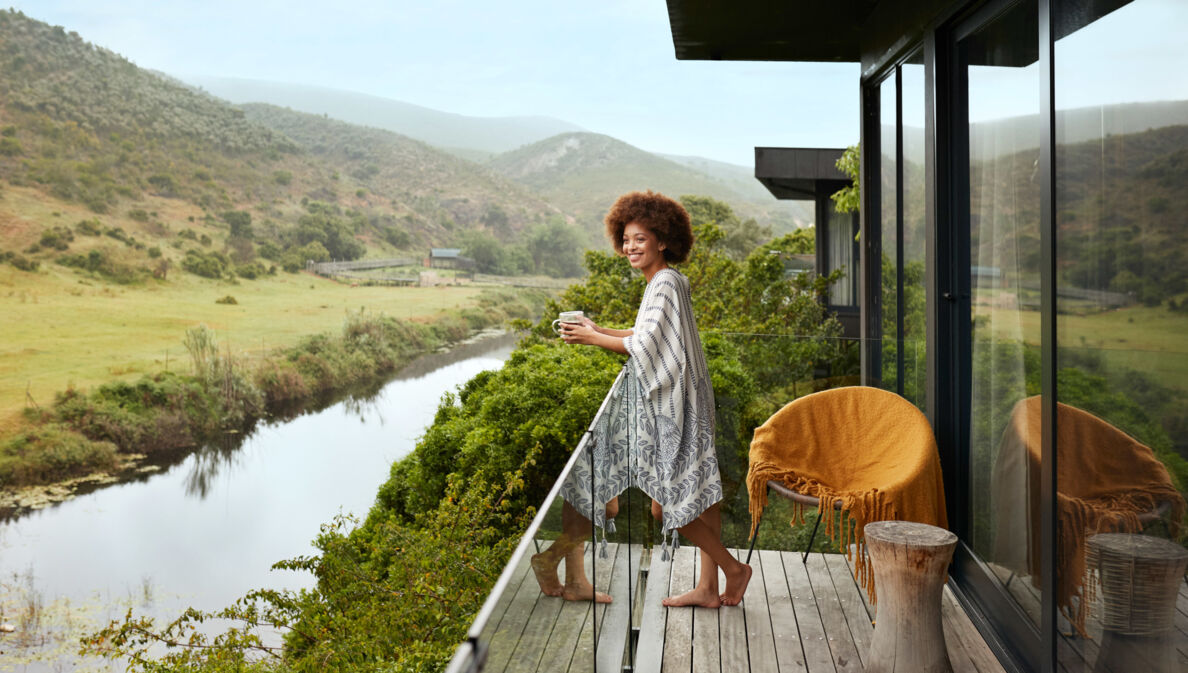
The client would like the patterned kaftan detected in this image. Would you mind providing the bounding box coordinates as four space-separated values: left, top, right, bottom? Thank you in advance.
561 268 722 549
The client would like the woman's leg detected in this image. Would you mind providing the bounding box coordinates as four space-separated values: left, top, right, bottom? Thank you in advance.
656 502 752 608
531 499 613 603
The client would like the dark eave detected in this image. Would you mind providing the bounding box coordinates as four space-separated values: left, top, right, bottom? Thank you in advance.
755 147 848 200
664 0 878 62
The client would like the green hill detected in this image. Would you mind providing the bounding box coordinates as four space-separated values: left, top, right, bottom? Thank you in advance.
488 132 809 238
238 103 561 243
0 9 574 281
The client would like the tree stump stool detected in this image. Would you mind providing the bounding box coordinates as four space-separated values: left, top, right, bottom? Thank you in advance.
865 520 958 673
1086 533 1188 673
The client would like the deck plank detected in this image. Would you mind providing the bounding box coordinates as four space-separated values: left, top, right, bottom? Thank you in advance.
939 584 983 673
535 592 592 673
485 550 554 673
758 549 808 673
597 543 642 673
781 551 837 673
822 552 874 668
661 545 697 673
719 549 750 673
804 553 862 673
740 548 780 673
636 549 674 673
569 542 622 673
691 551 721 673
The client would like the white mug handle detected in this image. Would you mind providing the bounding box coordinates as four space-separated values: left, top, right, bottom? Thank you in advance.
552 318 563 335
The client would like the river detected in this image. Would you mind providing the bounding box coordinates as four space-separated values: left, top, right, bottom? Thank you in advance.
0 333 516 670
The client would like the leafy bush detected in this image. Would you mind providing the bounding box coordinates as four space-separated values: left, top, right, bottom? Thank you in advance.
0 136 22 156
0 425 117 488
127 209 149 222
234 261 268 280
181 249 229 279
75 217 103 236
6 252 39 271
215 295 238 305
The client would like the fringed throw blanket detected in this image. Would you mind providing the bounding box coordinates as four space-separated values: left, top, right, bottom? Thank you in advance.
560 269 721 559
991 396 1185 636
747 386 947 603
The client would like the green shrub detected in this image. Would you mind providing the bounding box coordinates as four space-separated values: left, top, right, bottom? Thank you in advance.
181 249 228 279
272 170 292 185
0 425 117 488
7 253 39 272
75 218 103 235
127 209 149 222
0 136 22 156
234 261 267 280
39 226 73 251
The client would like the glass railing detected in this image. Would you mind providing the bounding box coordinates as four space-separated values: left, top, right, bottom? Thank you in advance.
446 332 868 673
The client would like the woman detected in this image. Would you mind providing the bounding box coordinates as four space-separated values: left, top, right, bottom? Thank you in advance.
560 190 751 608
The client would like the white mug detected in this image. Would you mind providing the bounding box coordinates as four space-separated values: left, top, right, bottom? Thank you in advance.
552 310 585 335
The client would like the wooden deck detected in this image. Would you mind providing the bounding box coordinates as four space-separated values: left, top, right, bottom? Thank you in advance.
479 542 1006 673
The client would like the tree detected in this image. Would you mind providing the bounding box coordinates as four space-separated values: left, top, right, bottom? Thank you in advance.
460 230 507 274
526 218 584 278
222 210 253 239
831 145 860 214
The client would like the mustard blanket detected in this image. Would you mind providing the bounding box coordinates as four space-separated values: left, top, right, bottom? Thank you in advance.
747 386 948 601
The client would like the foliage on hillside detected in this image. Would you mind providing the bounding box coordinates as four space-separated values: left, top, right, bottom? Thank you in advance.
239 103 562 243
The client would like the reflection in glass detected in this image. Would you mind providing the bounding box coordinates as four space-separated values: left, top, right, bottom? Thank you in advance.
959 0 1042 629
1055 0 1188 669
826 200 858 307
901 54 928 410
880 74 900 392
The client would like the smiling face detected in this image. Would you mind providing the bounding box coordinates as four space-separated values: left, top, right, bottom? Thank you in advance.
622 221 668 278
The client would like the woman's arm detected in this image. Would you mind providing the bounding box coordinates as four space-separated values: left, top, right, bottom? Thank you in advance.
596 326 634 338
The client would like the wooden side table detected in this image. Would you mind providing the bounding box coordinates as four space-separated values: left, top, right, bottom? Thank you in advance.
865 520 958 673
1087 533 1188 673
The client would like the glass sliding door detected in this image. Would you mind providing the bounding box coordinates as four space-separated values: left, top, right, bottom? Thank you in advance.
1054 1 1188 670
880 73 900 392
901 51 928 411
957 0 1045 645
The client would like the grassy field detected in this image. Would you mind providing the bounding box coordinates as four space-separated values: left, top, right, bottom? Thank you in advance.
0 264 490 433
979 301 1188 391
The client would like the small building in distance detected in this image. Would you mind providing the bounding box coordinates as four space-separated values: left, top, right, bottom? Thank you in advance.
427 248 475 271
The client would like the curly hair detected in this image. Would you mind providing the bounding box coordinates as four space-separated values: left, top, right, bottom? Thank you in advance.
604 190 694 264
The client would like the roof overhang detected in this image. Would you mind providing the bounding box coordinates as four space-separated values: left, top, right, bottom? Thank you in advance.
755 147 849 200
664 0 877 62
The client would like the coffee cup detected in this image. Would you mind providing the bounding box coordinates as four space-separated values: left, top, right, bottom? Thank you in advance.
552 310 585 335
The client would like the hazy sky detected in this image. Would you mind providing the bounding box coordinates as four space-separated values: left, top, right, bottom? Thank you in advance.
11 1 861 166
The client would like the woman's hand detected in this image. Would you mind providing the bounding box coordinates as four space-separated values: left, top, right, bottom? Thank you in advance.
559 321 600 345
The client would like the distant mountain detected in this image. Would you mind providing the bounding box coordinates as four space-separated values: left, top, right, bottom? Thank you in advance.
489 133 812 236
184 76 586 155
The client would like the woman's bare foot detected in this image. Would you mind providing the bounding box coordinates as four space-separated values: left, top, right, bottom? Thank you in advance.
531 553 563 597
561 581 612 603
719 563 752 606
662 585 722 608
